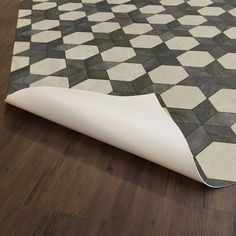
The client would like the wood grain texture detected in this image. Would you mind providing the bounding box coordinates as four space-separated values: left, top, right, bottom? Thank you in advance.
0 1 236 235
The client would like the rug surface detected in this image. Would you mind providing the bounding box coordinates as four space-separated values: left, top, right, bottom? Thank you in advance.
8 0 236 186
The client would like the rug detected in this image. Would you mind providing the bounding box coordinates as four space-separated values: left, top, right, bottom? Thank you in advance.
6 0 236 187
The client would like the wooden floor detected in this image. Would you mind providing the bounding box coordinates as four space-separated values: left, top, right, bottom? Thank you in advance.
1 1 236 235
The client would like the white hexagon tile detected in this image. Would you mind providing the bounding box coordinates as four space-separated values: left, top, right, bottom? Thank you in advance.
8 0 236 185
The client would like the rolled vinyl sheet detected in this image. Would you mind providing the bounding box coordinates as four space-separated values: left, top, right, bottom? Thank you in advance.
5 87 214 187
7 0 236 188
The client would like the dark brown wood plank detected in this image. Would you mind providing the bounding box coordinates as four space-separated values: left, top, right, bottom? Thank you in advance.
1 206 106 236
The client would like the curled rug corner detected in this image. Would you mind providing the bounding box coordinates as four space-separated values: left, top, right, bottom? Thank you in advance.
7 0 236 188
5 86 232 188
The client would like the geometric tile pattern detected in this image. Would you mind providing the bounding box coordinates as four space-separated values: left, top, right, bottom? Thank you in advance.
9 0 236 185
